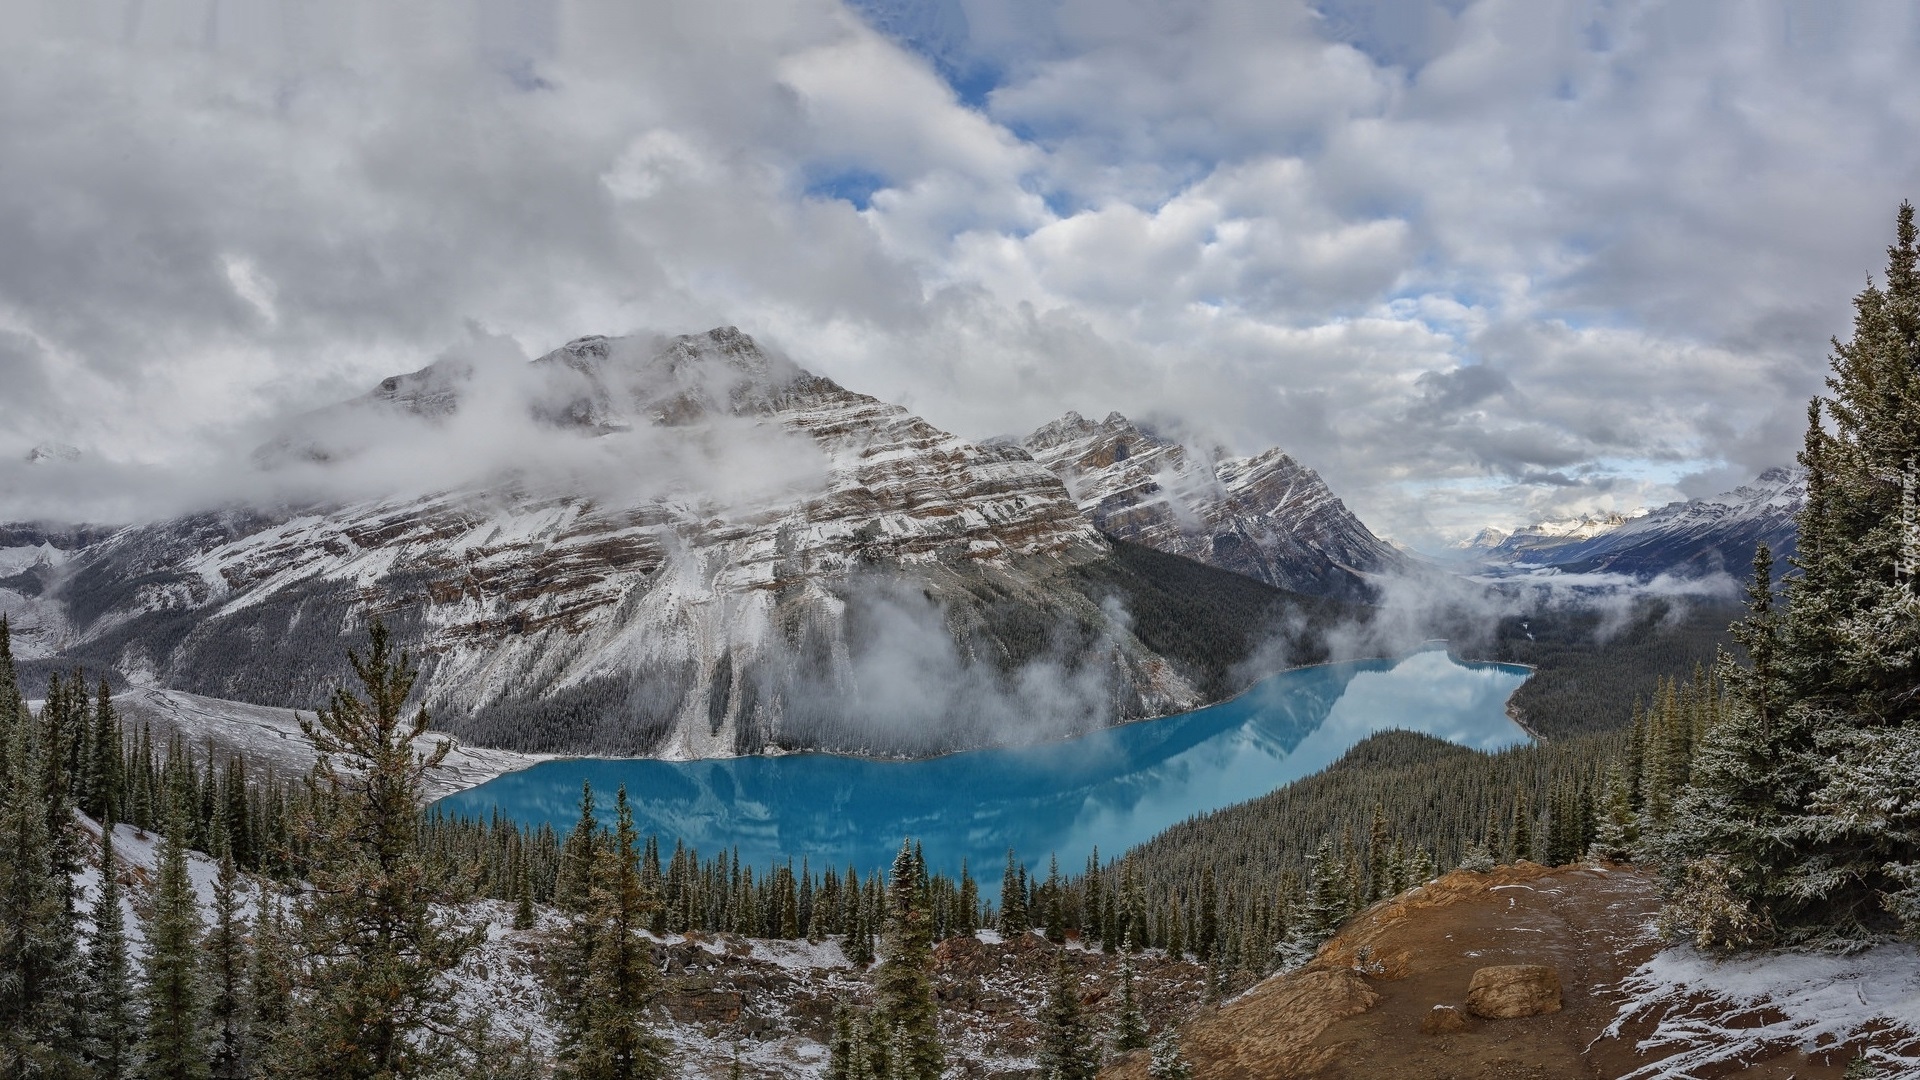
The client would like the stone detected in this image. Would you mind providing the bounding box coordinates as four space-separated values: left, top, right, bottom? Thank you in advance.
1421 1004 1473 1034
1465 964 1562 1019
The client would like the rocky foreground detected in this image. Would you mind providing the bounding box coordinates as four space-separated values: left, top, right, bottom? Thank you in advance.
1101 863 1919 1080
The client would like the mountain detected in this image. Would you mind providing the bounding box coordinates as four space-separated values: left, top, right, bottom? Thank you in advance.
21 329 1359 757
1018 411 1404 598
1487 467 1805 580
1463 510 1646 563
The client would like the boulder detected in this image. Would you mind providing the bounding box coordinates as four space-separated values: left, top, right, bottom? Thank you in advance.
1465 964 1562 1019
1420 1004 1473 1034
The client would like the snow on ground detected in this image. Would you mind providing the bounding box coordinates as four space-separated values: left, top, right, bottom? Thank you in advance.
1606 943 1920 1077
117 686 550 799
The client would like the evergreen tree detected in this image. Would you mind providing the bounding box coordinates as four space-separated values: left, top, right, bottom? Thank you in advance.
1042 855 1065 945
955 860 977 938
1109 938 1148 1054
562 788 670 1080
512 860 536 932
141 801 210 1080
1146 1028 1192 1080
827 1004 859 1080
86 681 122 825
1667 204 1920 942
0 687 88 1079
285 620 485 1079
1278 838 1348 968
246 893 294 1078
1590 765 1638 862
553 782 599 914
1035 956 1096 1080
206 851 249 1080
1195 865 1217 963
872 841 941 1080
997 849 1028 936
87 829 136 1080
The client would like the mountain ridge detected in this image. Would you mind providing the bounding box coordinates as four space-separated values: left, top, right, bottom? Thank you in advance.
11 328 1367 758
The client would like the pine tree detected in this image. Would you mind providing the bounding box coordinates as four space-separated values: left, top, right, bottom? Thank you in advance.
1035 956 1096 1080
141 801 211 1080
1146 1028 1192 1080
285 620 485 1079
86 829 136 1080
206 850 249 1080
1110 937 1148 1054
872 841 941 1080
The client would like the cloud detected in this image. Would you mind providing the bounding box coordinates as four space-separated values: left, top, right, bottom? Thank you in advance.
0 0 1914 550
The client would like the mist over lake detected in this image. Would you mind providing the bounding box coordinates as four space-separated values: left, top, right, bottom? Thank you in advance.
436 650 1530 876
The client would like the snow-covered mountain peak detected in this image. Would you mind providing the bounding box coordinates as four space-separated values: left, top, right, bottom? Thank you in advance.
24 442 81 465
1019 411 1401 597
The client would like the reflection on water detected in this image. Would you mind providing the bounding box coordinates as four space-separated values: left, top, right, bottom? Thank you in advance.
435 651 1529 876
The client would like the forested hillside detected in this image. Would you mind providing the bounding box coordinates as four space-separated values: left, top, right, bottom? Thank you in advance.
1484 597 1742 738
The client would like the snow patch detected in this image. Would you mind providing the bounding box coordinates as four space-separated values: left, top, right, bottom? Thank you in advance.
1604 943 1920 1077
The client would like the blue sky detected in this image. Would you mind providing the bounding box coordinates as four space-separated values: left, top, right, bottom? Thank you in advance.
0 0 1915 543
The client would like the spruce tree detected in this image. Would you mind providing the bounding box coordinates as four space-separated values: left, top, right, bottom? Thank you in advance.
1035 955 1096 1080
1670 202 1920 942
872 840 941 1080
1042 855 1065 945
1146 1028 1192 1080
997 849 1027 936
1195 865 1217 963
0 689 88 1078
87 681 122 824
285 620 484 1079
1110 937 1148 1054
87 829 136 1080
141 801 211 1080
562 787 670 1080
206 851 249 1080
246 892 294 1077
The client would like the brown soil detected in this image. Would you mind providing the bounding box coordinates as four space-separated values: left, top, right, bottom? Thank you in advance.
1103 863 1865 1080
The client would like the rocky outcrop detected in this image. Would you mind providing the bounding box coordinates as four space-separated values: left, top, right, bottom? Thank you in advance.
1464 964 1562 1019
1020 411 1403 598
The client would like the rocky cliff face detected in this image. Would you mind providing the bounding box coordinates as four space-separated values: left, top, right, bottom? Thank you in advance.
34 330 1358 757
1019 411 1404 597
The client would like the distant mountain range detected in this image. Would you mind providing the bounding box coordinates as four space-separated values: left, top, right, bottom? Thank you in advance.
0 328 1388 757
1462 467 1805 580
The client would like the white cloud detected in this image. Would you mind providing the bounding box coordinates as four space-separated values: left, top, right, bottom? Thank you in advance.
0 0 1914 547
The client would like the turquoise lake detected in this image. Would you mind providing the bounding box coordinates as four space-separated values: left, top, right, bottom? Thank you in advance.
434 650 1530 877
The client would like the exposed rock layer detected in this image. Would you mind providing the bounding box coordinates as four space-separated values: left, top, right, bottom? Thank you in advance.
21 330 1349 756
1020 411 1403 598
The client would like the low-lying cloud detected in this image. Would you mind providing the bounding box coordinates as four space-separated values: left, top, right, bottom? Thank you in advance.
1 0 1911 548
